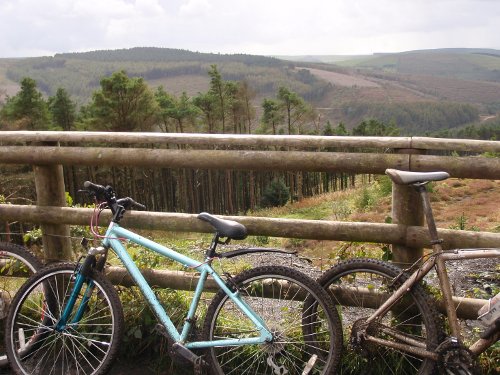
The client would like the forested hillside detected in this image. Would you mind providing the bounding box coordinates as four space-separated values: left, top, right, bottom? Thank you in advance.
337 48 500 82
1 47 499 135
1 47 329 105
282 48 500 122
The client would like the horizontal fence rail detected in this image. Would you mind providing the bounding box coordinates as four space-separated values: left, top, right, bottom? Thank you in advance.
0 146 499 179
1 205 499 250
2 131 500 153
103 266 485 320
1 131 499 320
0 249 490 320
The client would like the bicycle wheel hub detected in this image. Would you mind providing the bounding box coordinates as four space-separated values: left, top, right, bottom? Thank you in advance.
263 329 286 354
350 318 378 355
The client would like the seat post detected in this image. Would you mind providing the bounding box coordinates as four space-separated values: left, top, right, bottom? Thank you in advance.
415 183 463 340
206 233 220 258
414 183 441 247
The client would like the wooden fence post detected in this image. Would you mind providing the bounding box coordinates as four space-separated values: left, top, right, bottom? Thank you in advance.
391 182 424 267
33 145 72 262
391 147 424 267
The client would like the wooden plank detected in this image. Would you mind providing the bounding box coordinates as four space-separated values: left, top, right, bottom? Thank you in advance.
391 182 424 267
1 204 499 250
0 146 409 174
411 154 500 179
105 266 488 319
411 137 500 153
0 131 412 149
1 145 499 178
2 131 499 152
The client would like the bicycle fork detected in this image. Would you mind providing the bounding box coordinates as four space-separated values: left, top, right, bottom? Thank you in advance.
56 246 107 331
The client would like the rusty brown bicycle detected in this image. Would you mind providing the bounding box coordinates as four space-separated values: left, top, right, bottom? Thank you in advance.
316 169 499 374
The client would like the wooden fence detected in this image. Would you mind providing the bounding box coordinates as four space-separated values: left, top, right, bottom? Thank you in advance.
1 131 499 319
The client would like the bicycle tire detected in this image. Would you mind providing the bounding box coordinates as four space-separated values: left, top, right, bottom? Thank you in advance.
0 242 42 368
317 258 444 375
5 262 124 375
202 265 343 375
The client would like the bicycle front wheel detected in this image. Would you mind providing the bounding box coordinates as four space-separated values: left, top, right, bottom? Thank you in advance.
0 242 42 368
5 262 124 375
318 258 443 375
202 265 343 375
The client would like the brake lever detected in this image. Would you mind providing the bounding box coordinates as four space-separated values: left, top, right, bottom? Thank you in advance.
116 198 146 211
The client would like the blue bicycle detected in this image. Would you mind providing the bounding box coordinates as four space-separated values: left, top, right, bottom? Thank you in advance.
5 181 343 375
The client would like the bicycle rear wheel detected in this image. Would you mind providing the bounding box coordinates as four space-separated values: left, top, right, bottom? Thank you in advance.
202 265 343 375
5 262 123 375
317 258 443 375
0 242 42 368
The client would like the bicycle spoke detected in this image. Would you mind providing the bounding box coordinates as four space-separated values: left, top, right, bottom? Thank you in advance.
6 265 123 375
318 259 442 374
204 266 342 374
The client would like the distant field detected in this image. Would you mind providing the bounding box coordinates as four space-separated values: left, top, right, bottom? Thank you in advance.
337 50 500 82
297 67 380 88
149 75 210 96
274 55 368 63
399 74 500 104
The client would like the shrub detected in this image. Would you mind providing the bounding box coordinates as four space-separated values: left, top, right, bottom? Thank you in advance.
260 179 290 207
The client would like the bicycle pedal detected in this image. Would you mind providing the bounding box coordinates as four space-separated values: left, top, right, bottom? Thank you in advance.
478 293 500 326
170 343 207 368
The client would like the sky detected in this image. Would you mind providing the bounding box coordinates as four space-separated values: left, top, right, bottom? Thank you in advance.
0 0 499 58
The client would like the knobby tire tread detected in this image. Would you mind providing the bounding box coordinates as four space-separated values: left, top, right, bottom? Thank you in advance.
318 258 444 375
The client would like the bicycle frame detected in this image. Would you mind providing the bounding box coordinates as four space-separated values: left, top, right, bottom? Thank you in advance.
96 221 273 350
363 180 500 361
364 248 500 360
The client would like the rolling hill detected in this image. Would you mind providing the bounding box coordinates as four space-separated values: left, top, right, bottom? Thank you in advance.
1 47 499 135
0 47 326 105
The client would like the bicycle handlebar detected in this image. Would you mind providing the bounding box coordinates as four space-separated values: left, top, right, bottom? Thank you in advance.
83 181 146 211
83 181 108 196
117 197 147 211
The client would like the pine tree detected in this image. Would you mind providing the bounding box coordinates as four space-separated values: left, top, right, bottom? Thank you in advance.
0 77 50 130
89 70 157 131
48 88 76 131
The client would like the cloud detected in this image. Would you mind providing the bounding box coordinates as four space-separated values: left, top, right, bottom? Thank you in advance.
0 0 499 57
179 0 211 16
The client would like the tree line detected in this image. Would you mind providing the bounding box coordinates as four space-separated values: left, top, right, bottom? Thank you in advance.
0 66 359 214
4 53 318 107
0 65 495 216
341 101 480 134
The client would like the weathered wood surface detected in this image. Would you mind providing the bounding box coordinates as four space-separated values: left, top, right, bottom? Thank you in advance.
32 144 72 261
391 183 424 266
105 266 219 291
0 259 484 320
2 131 500 153
0 146 408 173
1 204 499 250
329 285 486 320
1 146 500 178
104 266 484 319
0 131 411 148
